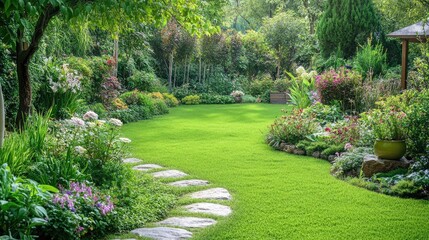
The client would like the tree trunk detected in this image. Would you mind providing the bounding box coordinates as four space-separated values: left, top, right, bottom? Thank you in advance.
183 56 187 84
198 56 202 83
15 5 59 128
168 53 174 92
112 35 119 77
173 63 177 88
187 61 191 84
203 63 206 85
16 58 32 128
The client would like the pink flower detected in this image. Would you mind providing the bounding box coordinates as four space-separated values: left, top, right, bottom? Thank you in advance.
83 111 98 120
344 143 353 151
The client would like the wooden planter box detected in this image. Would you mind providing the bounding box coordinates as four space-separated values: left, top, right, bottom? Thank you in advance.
270 92 289 104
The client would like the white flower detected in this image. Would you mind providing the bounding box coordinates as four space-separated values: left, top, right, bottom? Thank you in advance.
70 117 85 127
230 90 245 97
119 137 131 143
308 70 318 78
296 66 306 76
75 146 87 155
109 118 123 127
83 111 98 120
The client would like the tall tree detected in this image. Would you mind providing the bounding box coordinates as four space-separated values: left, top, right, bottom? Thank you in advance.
261 11 306 78
317 0 381 58
0 0 225 127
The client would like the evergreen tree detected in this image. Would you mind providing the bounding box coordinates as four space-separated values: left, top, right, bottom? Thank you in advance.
317 0 381 58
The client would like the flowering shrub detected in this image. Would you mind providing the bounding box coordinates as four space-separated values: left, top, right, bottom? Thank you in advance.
101 76 122 109
230 90 245 97
324 116 360 145
287 66 317 109
182 95 201 105
266 109 318 147
37 62 84 119
50 113 131 187
112 98 128 110
302 102 343 126
362 108 407 140
150 92 164 100
162 93 179 107
41 182 115 239
315 68 362 112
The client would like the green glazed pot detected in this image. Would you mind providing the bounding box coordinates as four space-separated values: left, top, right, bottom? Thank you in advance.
374 140 406 160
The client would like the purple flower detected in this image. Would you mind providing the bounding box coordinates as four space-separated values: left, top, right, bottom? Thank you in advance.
83 111 98 120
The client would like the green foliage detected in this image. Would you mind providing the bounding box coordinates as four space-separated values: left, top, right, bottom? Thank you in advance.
152 99 169 115
0 164 55 239
317 0 381 58
162 93 179 107
242 95 257 103
199 94 235 104
173 84 196 100
273 78 290 92
248 74 273 102
287 68 317 109
261 11 307 73
391 180 422 197
182 95 201 105
266 109 319 147
120 90 153 107
331 147 373 178
126 71 167 93
405 90 429 156
296 140 331 154
241 30 276 77
302 102 343 125
353 38 387 79
408 43 429 91
321 145 346 156
106 173 176 232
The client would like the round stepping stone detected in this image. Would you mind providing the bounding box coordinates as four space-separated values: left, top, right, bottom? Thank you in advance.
190 188 232 200
131 227 192 240
123 158 142 164
152 170 188 179
157 217 217 228
133 164 163 171
168 179 209 187
184 203 232 217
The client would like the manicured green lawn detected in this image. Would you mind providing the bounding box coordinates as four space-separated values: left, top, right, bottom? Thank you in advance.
122 104 429 239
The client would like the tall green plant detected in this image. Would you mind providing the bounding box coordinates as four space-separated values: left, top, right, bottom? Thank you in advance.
287 69 316 109
354 37 387 79
0 84 4 148
317 0 381 58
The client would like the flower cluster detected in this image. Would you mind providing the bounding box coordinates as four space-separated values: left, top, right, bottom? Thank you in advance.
324 116 360 145
230 90 245 97
296 66 317 80
53 182 114 216
49 64 82 93
362 107 407 140
315 68 361 111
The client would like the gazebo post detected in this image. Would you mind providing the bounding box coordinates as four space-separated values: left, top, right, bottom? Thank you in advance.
401 39 409 90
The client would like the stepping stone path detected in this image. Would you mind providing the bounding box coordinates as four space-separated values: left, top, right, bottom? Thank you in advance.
168 179 209 187
157 217 217 228
131 227 192 240
190 188 232 200
132 164 163 171
129 159 232 239
122 158 142 164
184 203 232 217
152 170 188 179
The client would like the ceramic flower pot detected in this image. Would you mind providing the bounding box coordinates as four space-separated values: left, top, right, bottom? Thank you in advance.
374 140 406 160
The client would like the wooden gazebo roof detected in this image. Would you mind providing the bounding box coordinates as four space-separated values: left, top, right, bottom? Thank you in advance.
387 21 429 41
387 21 429 89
